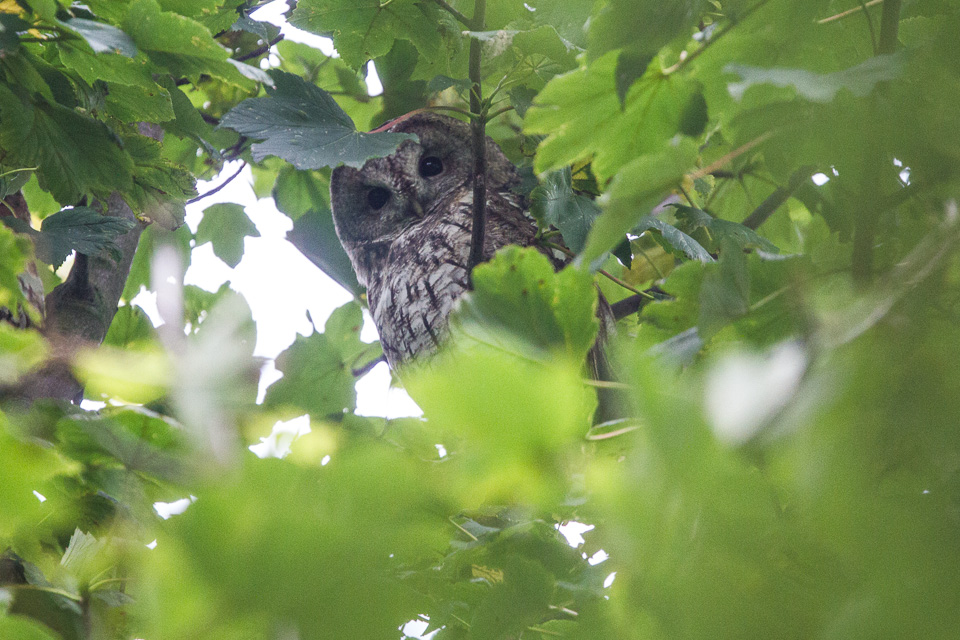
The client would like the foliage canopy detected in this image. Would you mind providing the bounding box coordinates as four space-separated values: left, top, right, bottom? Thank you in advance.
1 0 959 638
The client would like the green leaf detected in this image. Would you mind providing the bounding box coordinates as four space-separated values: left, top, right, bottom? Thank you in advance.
103 304 155 347
121 0 252 87
588 0 708 61
287 206 363 296
698 236 749 339
0 85 134 205
3 206 136 268
470 556 554 640
726 53 905 103
195 203 260 268
272 165 328 220
219 71 416 169
525 52 704 182
39 206 136 268
672 204 780 253
0 14 30 54
634 214 714 263
60 529 104 580
529 167 601 253
104 81 174 123
0 615 62 640
452 246 599 362
263 302 376 417
583 139 697 265
62 18 138 56
58 42 156 87
290 0 442 70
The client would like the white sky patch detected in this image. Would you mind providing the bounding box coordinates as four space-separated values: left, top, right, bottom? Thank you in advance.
556 521 594 547
435 443 447 458
354 362 423 418
705 341 807 445
811 172 830 186
33 490 46 502
588 549 609 565
603 571 617 588
366 60 383 96
402 617 439 640
250 0 338 57
321 454 331 466
154 496 196 520
146 539 158 550
249 414 311 458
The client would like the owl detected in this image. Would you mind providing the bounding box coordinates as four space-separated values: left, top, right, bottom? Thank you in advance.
330 112 552 369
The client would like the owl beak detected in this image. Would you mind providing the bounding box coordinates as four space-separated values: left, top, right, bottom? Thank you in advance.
410 200 425 219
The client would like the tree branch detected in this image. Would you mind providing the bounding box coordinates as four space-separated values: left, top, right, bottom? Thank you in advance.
741 167 814 230
186 162 246 205
235 33 285 62
8 124 162 403
430 0 473 28
465 0 487 285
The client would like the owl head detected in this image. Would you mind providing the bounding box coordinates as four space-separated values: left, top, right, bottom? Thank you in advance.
330 112 520 285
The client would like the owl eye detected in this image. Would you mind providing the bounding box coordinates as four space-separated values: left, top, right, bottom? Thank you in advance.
367 186 390 210
419 155 443 178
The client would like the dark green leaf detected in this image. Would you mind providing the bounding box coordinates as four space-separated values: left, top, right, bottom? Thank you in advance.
634 214 714 263
219 71 416 169
62 18 138 56
0 85 134 205
672 204 780 253
287 206 362 296
262 302 378 417
16 206 136 268
529 167 601 253
698 236 749 338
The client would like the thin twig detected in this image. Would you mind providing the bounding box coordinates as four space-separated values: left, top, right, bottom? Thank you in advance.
689 132 772 180
541 241 655 298
817 0 883 24
423 105 475 118
486 104 515 121
235 33 285 62
186 163 246 205
664 0 771 74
